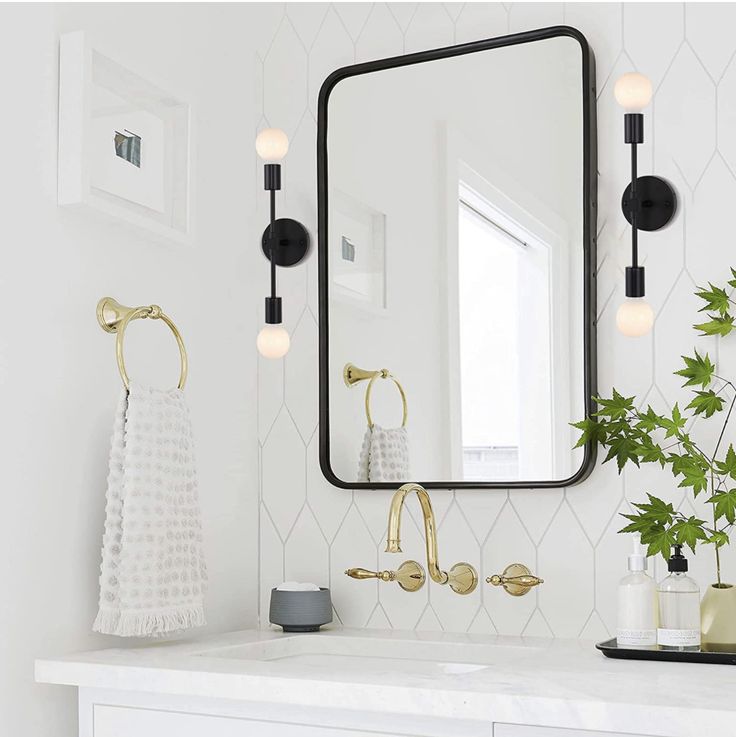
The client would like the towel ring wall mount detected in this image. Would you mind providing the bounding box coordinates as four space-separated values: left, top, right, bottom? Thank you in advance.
97 297 188 390
343 363 407 428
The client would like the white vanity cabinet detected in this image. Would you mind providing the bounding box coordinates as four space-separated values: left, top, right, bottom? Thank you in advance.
81 690 661 737
495 727 656 737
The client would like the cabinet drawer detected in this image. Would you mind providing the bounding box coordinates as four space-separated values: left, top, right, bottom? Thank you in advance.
495 725 658 737
94 704 409 737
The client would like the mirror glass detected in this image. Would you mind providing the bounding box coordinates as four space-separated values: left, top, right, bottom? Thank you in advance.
320 31 595 488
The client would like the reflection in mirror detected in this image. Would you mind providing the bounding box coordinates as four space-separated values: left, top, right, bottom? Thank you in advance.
320 30 596 488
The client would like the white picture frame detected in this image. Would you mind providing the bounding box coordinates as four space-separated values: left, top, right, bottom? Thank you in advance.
58 31 192 245
329 189 387 315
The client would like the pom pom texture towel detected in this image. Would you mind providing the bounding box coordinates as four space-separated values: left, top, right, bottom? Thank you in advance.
357 424 410 483
94 384 207 637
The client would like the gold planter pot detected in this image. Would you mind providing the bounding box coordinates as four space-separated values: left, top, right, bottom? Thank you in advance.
701 583 736 652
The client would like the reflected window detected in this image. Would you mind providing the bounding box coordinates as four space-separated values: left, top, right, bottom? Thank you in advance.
458 198 521 480
458 186 553 481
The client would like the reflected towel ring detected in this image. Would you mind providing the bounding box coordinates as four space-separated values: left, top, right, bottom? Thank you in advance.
97 297 188 390
343 363 407 429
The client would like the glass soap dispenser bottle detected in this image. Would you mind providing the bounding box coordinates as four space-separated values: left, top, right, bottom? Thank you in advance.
657 544 701 651
617 536 657 648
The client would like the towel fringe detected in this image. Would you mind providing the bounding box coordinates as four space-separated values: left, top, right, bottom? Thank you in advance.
92 609 120 636
95 606 205 638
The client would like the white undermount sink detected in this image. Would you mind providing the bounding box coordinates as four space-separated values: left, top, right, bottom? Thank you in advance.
196 632 543 678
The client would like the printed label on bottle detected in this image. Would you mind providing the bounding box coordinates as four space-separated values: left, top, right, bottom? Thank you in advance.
617 628 656 647
657 628 701 647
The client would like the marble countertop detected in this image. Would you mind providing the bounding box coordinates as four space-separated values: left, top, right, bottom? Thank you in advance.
36 627 736 736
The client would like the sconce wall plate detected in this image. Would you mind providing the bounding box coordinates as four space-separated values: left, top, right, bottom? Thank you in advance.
261 217 310 267
621 175 677 232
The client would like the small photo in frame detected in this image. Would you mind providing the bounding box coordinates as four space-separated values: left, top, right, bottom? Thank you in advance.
330 189 387 314
58 31 191 245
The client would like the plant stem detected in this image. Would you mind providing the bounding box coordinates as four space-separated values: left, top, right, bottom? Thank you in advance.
709 379 736 586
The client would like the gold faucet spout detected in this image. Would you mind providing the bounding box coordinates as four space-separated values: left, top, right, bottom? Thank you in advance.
386 483 449 585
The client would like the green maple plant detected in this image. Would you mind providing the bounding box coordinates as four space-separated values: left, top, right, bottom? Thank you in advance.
574 269 736 586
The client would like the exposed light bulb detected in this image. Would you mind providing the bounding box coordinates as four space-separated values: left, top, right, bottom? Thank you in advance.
614 72 653 113
257 324 290 358
616 298 654 337
255 128 289 162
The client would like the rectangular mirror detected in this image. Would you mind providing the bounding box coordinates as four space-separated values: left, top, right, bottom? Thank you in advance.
318 27 597 489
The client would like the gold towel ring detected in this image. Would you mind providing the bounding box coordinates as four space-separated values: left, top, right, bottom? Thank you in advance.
97 297 188 390
343 363 407 429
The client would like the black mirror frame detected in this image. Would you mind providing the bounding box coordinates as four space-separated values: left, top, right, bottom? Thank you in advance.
317 25 597 490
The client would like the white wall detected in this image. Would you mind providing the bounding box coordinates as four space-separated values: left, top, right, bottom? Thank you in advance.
0 4 260 736
257 1 736 639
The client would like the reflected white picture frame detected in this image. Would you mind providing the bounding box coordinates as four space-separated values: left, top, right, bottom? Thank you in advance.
58 31 192 245
329 189 387 315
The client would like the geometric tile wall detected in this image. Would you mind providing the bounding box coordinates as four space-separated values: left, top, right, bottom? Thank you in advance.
257 2 736 638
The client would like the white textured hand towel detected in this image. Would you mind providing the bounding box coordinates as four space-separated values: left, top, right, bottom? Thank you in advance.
94 383 207 637
357 424 410 482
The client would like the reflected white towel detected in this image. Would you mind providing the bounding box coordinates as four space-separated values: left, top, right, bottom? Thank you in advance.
357 424 410 482
93 383 207 637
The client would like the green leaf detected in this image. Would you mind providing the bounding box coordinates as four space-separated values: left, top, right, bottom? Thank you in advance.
667 453 709 495
603 434 641 471
686 389 726 418
728 267 736 290
637 436 667 466
619 515 654 536
716 444 736 481
670 516 709 553
674 350 716 389
659 403 687 439
640 525 677 560
594 388 635 421
631 493 675 525
695 283 731 316
708 489 736 524
570 418 607 448
694 315 735 337
677 464 709 495
635 405 667 433
709 530 730 548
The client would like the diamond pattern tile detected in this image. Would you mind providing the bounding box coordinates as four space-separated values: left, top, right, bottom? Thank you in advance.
686 155 736 287
483 503 537 635
262 408 305 538
595 500 634 636
454 3 508 45
623 2 684 87
538 503 594 637
331 506 377 626
309 7 354 116
430 504 481 632
285 311 319 441
403 4 454 55
264 18 308 137
307 433 352 542
284 506 329 586
564 4 621 90
686 3 736 81
654 44 715 189
334 3 373 41
257 2 736 638
259 505 285 626
356 4 403 63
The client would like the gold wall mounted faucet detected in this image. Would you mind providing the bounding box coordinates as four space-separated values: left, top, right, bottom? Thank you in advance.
345 560 425 592
487 563 544 596
386 483 478 595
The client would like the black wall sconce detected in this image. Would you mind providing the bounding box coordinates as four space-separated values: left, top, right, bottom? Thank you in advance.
255 128 310 358
614 72 677 337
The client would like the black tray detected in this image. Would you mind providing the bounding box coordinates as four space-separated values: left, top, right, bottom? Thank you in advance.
596 638 736 665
